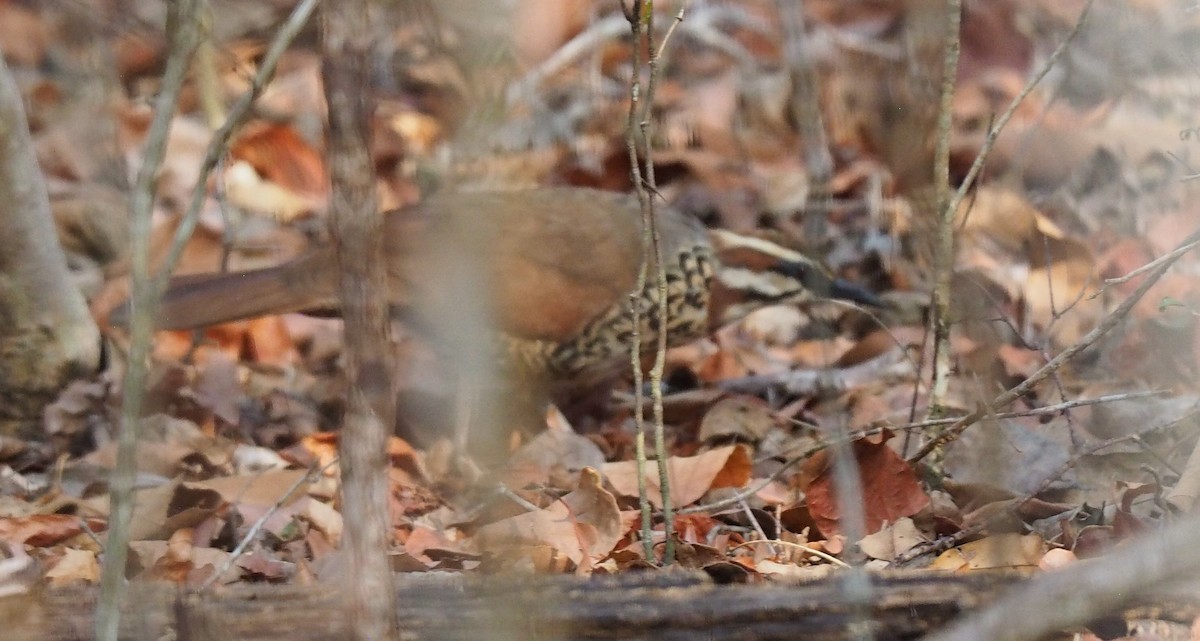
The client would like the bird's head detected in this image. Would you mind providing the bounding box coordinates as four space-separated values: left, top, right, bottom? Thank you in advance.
705 228 881 331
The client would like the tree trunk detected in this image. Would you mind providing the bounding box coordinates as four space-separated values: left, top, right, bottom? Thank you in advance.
322 1 400 639
0 56 100 437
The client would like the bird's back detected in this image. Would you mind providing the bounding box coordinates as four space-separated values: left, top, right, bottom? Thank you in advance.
393 187 710 348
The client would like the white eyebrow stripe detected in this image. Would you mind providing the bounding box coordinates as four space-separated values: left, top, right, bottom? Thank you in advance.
714 267 798 297
708 229 813 264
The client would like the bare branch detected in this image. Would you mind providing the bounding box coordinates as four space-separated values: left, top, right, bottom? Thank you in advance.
98 4 204 640
155 0 320 293
925 502 1200 641
912 223 1200 462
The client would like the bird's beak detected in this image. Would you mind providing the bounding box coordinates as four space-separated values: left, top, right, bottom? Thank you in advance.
830 278 884 307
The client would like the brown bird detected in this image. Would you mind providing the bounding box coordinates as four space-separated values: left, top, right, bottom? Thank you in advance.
129 187 877 407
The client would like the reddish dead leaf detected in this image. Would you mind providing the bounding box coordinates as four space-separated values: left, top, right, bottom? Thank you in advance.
802 437 930 536
0 515 82 547
142 528 196 583
230 123 328 201
602 445 752 509
549 465 626 558
708 446 755 492
152 313 298 367
956 190 1099 348
692 342 751 382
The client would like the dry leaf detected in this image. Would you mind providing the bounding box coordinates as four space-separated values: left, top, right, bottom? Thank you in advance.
194 353 244 425
0 515 83 547
698 397 777 443
142 528 196 583
857 517 929 561
223 161 323 222
44 548 99 587
1025 215 1101 346
602 445 753 509
297 497 343 545
191 469 312 507
476 468 623 570
929 533 1044 571
803 436 930 536
230 123 328 201
1038 547 1077 571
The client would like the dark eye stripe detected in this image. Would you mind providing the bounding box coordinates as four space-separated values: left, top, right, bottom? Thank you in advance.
738 287 804 305
778 260 809 280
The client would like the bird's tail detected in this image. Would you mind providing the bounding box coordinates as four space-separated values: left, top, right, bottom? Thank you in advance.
111 256 335 331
